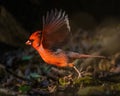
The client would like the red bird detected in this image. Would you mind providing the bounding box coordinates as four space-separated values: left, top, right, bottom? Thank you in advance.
26 9 105 78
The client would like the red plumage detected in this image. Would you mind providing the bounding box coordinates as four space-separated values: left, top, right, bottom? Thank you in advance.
26 9 105 78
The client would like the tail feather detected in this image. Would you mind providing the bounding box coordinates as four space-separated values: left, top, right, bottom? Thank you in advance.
67 52 106 59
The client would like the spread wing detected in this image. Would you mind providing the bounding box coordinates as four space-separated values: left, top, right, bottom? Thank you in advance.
42 9 71 49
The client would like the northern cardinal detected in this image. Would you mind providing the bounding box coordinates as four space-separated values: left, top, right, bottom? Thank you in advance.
26 9 105 78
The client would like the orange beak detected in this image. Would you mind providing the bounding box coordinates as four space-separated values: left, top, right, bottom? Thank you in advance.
25 40 32 45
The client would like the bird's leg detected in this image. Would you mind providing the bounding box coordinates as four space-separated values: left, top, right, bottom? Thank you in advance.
68 63 82 78
73 66 82 78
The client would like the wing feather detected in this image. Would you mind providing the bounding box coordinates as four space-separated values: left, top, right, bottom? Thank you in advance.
42 9 71 49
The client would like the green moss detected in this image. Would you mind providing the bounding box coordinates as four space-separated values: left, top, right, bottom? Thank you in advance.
77 86 105 95
77 83 120 96
73 76 100 86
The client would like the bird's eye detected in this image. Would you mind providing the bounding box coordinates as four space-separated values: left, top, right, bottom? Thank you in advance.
29 39 34 42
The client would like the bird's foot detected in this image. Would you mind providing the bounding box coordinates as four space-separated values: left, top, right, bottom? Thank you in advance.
77 72 82 78
73 66 83 78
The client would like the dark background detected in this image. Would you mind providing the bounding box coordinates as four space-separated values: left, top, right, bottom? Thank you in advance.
1 1 120 95
1 0 120 31
1 0 120 54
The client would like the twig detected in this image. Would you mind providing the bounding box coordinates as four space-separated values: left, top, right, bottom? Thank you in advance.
0 88 17 95
0 63 32 82
97 72 120 82
0 88 29 96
